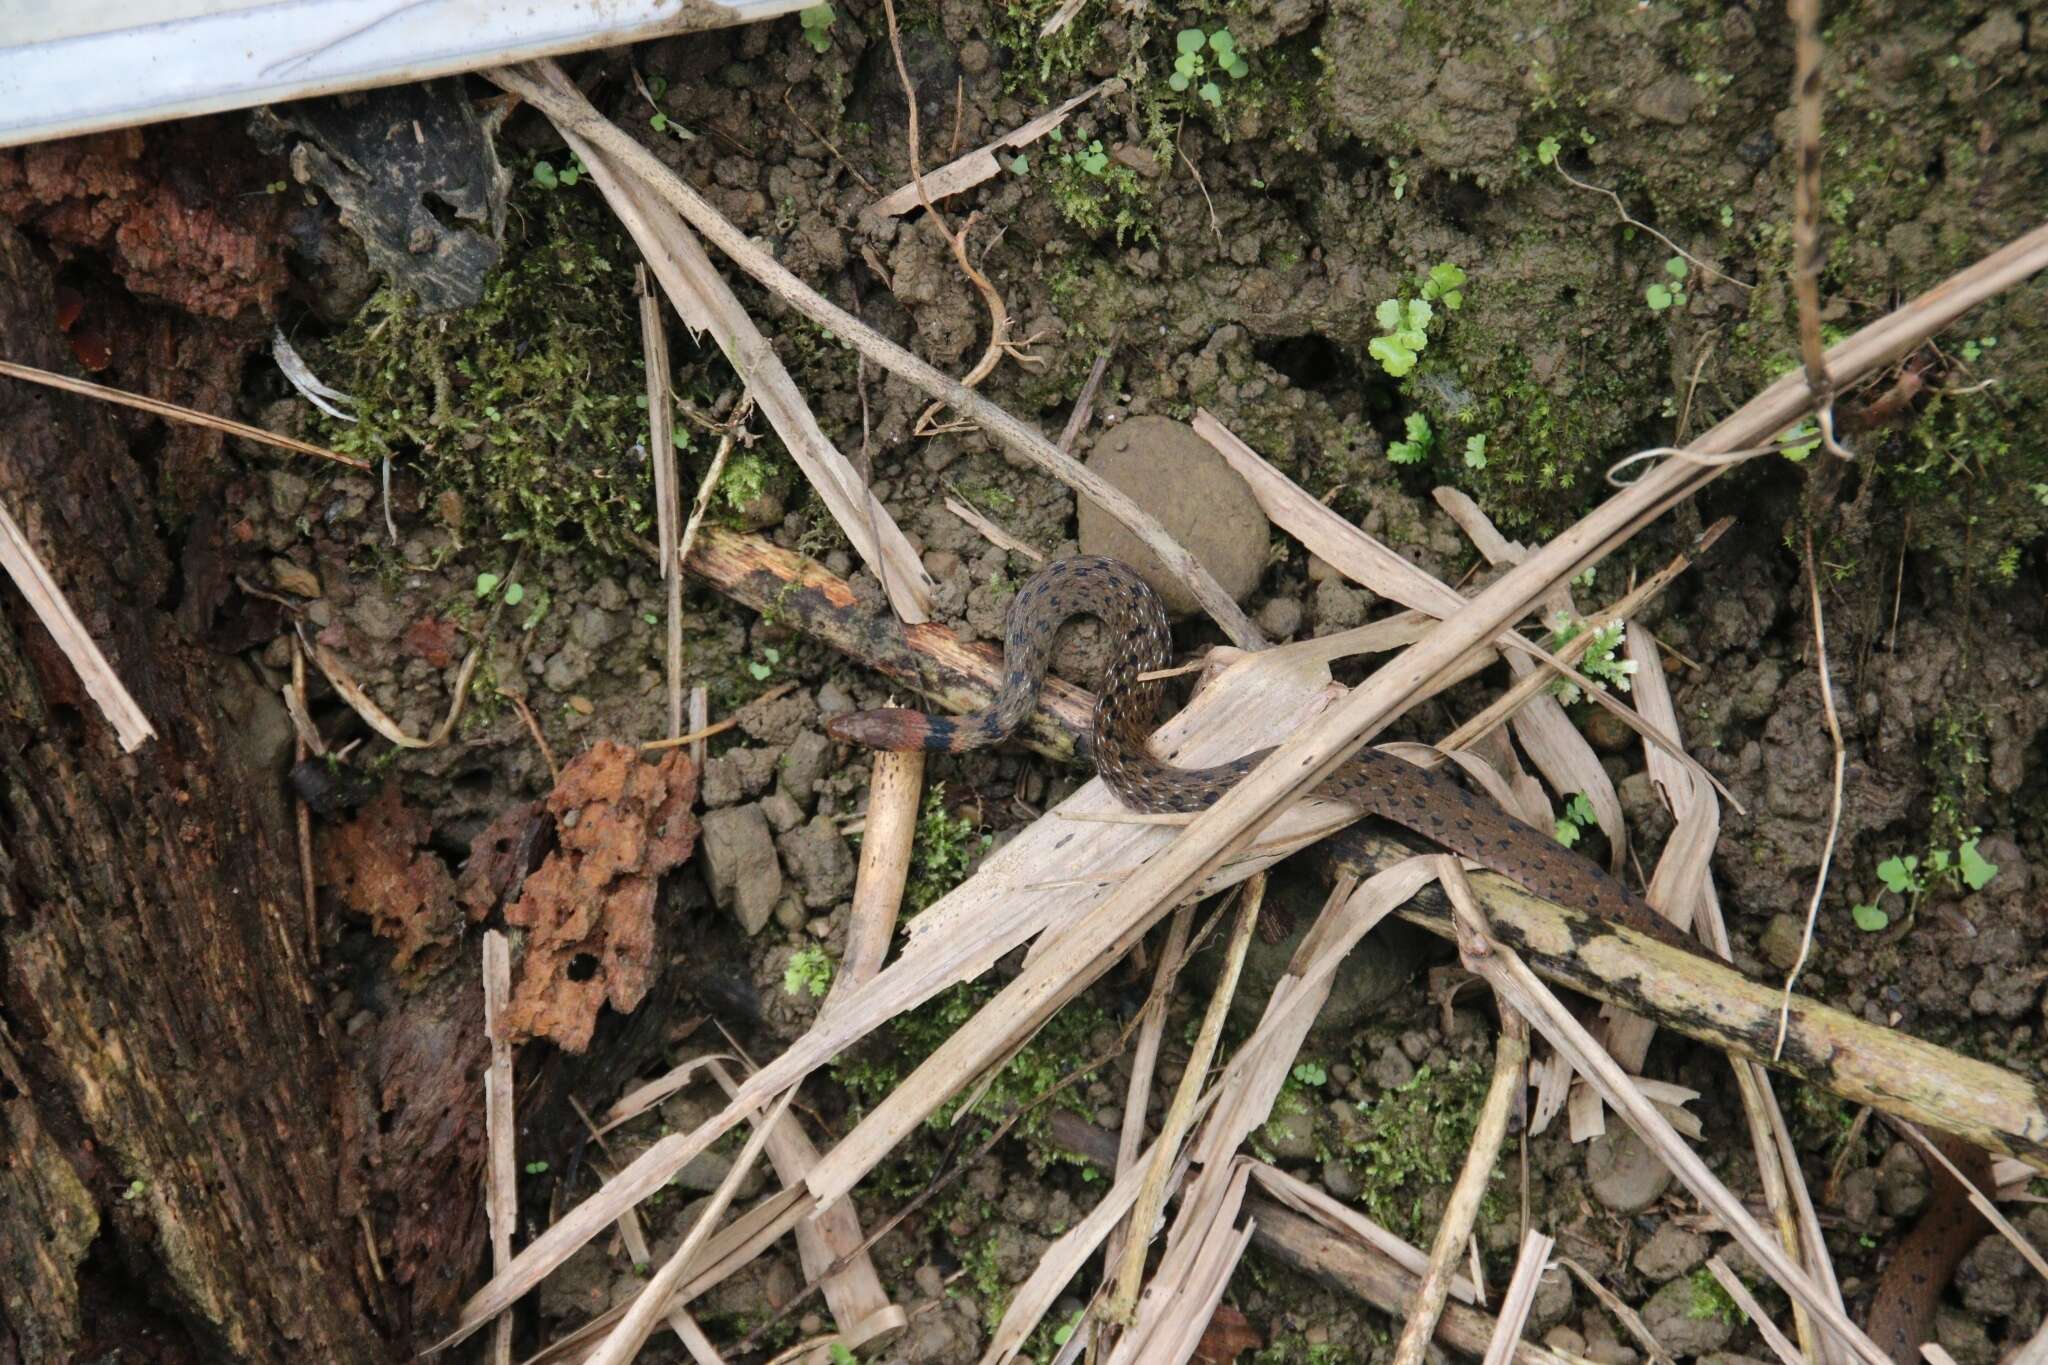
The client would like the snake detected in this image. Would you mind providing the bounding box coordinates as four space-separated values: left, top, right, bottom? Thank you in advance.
826 554 1990 1355
826 554 1683 948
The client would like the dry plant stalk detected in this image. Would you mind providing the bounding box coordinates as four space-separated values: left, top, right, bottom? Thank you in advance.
485 59 1264 649
826 749 926 1009
0 358 369 469
868 79 1117 216
1707 1256 1803 1365
552 84 933 623
1480 1229 1557 1365
1390 963 1527 1365
481 933 519 1365
1106 875 1266 1325
636 267 686 738
706 1062 906 1355
1436 861 1890 1363
1787 0 1849 455
0 494 156 750
585 1088 798 1365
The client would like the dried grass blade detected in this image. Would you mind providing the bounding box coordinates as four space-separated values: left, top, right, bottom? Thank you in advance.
557 102 931 622
870 79 1117 215
486 59 1261 647
1479 1230 1556 1365
0 359 368 469
0 496 155 750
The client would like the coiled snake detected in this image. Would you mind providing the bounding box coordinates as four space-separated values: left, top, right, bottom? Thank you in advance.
827 555 1679 947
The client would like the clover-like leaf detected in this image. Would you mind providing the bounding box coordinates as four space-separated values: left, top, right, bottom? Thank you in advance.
1851 903 1890 932
1958 838 1999 891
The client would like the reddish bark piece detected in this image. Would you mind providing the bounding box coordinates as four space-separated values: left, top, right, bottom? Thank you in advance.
318 785 462 973
0 123 287 321
402 615 460 669
501 743 699 1052
1194 1305 1263 1363
457 797 548 922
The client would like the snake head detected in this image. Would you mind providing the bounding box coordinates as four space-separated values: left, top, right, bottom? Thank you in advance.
824 708 940 752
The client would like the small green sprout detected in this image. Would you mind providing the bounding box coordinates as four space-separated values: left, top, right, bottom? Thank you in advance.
1646 257 1689 312
1370 298 1433 377
1554 792 1597 848
1170 27 1249 105
829 1346 859 1365
1388 412 1433 464
1778 421 1821 462
1544 615 1635 704
1960 335 1997 363
475 571 501 599
747 645 782 681
1851 836 1998 932
784 945 834 998
1420 262 1466 310
525 1160 550 1175
1292 1061 1328 1087
1369 264 1465 376
1536 135 1562 165
1463 434 1488 469
122 1178 148 1201
798 4 836 53
531 156 584 189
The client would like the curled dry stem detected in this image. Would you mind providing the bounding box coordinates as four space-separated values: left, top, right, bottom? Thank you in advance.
878 0 1040 436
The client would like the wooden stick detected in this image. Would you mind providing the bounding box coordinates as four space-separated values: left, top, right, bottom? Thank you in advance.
485 60 1265 650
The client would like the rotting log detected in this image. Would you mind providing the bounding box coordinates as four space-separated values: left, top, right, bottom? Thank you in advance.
686 527 2048 1172
0 224 391 1359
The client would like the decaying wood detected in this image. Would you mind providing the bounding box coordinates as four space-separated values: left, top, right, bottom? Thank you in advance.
675 517 2048 1171
0 224 388 1360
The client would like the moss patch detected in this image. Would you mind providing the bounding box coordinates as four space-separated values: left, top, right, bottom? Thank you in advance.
319 182 652 559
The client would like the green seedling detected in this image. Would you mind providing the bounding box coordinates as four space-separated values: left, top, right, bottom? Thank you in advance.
531 156 585 189
784 945 833 997
1646 256 1689 311
1850 836 1999 931
1169 28 1249 106
1388 412 1432 464
1370 264 1465 377
1554 792 1596 847
799 4 836 53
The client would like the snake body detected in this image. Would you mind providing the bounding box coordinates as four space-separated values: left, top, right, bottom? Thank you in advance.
828 554 1989 1356
828 555 1680 946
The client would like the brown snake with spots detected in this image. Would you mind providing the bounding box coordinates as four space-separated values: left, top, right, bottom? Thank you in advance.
828 554 1991 1355
828 554 1685 949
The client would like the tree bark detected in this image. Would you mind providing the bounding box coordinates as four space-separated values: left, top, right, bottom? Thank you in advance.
0 223 392 1360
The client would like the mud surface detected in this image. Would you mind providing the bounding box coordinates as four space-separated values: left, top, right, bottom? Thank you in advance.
10 0 2045 1357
